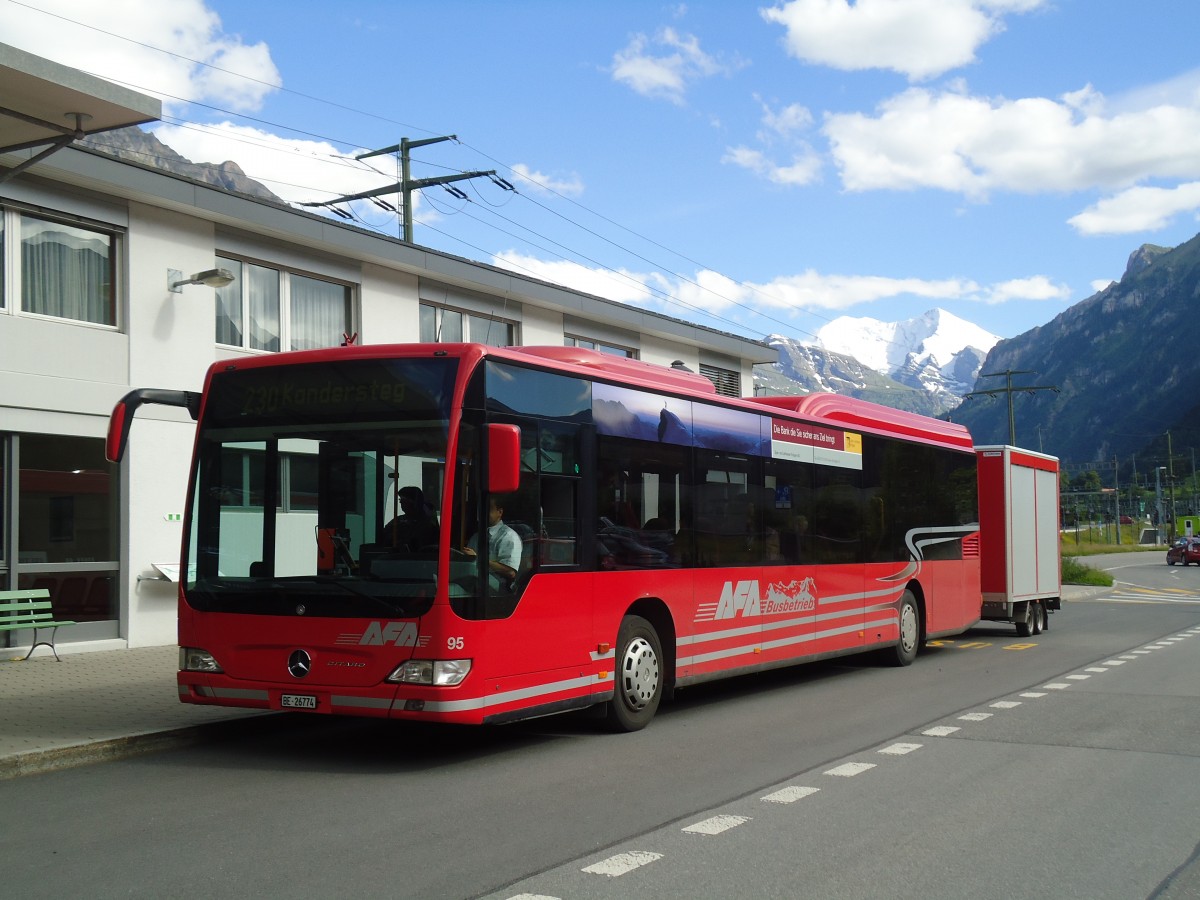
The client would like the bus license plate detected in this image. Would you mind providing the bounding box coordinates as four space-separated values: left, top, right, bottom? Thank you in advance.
281 694 317 710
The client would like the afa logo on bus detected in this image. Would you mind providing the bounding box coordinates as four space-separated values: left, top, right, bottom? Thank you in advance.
703 578 818 621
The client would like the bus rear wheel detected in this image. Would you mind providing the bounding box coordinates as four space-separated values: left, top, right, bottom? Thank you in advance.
606 615 663 732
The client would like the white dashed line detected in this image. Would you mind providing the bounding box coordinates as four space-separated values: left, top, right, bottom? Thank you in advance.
1044 682 1072 689
762 786 820 804
923 725 961 737
1084 667 1108 673
1020 691 1047 698
1132 650 1152 655
507 894 560 900
582 851 663 877
1102 660 1126 666
990 700 1021 709
878 742 922 755
1066 674 1091 680
825 762 876 777
683 815 751 836
959 712 993 721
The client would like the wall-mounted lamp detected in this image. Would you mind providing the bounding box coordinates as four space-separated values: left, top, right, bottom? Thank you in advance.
168 267 236 293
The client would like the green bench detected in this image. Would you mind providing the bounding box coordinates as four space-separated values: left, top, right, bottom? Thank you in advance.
0 588 77 661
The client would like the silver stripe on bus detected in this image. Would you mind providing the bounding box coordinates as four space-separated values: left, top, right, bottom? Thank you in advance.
211 688 271 701
332 695 393 710
680 615 898 667
683 595 901 648
412 673 601 714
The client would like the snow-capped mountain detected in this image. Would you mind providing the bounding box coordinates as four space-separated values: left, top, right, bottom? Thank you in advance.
755 308 1000 416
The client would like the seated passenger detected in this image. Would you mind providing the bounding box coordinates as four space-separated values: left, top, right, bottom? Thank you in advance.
463 496 522 591
384 486 439 552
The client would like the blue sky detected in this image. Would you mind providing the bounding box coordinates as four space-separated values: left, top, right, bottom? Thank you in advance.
6 0 1200 343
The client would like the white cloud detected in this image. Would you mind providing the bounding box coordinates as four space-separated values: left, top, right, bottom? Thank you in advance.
491 252 659 306
761 0 1046 81
0 0 281 114
723 146 822 185
510 164 585 197
824 85 1200 204
1068 182 1200 235
492 251 1059 327
981 276 1071 305
610 27 742 104
726 98 821 186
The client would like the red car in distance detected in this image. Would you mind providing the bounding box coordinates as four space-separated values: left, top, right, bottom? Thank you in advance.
1166 537 1200 566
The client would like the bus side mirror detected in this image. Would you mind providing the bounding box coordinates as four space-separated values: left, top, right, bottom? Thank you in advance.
106 395 136 463
487 424 521 493
105 389 201 463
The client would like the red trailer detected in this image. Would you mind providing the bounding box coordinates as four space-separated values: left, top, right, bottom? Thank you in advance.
977 445 1061 635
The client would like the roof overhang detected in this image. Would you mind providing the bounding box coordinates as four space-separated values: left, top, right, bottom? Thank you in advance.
0 41 160 183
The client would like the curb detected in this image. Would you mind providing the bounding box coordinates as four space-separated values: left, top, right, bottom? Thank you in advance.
0 714 279 781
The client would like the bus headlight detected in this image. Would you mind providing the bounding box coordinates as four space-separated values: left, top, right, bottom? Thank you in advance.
180 647 224 673
387 659 472 686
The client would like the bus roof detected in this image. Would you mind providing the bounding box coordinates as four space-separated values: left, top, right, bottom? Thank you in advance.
203 342 973 451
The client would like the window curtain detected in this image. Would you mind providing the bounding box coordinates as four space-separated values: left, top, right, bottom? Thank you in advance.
214 258 244 345
248 264 280 352
290 274 348 350
21 217 114 325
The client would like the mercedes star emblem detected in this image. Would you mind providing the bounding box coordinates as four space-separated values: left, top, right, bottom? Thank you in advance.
287 649 312 679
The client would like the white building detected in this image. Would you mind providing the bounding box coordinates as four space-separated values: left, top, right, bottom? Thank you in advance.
0 44 773 653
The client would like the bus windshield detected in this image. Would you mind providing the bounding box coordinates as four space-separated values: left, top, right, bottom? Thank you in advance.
184 357 458 618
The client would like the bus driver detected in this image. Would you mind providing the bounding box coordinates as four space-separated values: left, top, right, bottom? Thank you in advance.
463 496 522 590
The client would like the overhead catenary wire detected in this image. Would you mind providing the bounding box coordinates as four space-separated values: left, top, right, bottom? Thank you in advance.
10 0 831 344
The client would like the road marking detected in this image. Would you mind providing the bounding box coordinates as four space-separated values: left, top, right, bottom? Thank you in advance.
923 725 961 736
991 700 1021 709
683 815 751 836
957 641 993 649
1044 682 1071 690
1066 674 1091 680
1004 643 1037 651
878 742 922 755
1102 660 1126 666
582 851 663 877
1020 691 1047 698
507 895 560 900
762 786 820 804
1084 667 1109 673
825 762 876 777
959 712 993 721
1132 650 1152 655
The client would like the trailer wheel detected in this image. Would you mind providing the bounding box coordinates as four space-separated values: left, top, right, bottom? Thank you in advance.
887 591 920 667
1031 600 1046 635
1016 601 1036 637
606 615 663 732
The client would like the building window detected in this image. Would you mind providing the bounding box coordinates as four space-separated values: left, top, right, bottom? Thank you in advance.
700 363 741 398
9 434 119 626
2 208 118 326
565 335 637 358
420 301 515 346
215 256 354 351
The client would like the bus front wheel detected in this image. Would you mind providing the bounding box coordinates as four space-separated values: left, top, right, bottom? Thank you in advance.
606 615 663 732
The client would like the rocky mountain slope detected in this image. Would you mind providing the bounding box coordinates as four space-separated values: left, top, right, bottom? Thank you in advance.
951 239 1200 464
80 126 284 203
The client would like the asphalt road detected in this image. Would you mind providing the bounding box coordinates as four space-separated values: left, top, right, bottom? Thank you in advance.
4 551 1199 900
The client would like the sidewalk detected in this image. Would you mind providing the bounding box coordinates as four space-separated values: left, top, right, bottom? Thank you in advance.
0 643 268 780
1 586 1104 779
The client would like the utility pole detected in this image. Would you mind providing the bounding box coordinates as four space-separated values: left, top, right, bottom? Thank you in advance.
963 369 1060 446
1167 431 1176 541
302 135 507 243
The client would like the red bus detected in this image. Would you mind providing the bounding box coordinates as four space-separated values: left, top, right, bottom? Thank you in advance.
107 343 982 731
